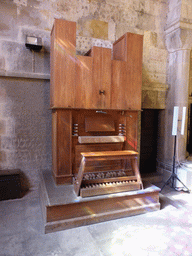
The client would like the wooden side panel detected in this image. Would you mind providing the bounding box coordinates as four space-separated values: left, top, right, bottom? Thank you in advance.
124 111 138 151
51 19 76 108
113 34 126 61
111 60 127 109
91 47 111 109
102 47 112 109
125 33 143 110
91 47 102 108
75 56 93 108
52 111 58 176
112 33 143 110
52 110 73 183
50 24 55 107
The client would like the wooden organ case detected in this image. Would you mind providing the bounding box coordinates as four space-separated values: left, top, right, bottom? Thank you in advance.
50 19 144 197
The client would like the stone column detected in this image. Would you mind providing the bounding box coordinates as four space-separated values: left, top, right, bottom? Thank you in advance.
162 48 190 162
157 0 192 176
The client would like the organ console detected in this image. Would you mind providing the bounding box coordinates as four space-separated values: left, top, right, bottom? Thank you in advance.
51 19 143 197
71 109 143 197
40 19 160 234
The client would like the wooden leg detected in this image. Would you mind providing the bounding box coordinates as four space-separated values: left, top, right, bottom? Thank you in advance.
74 156 86 196
131 157 143 189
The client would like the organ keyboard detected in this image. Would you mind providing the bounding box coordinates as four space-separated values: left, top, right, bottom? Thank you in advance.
74 150 143 197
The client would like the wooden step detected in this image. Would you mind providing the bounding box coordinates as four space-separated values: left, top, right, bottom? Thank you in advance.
39 170 161 234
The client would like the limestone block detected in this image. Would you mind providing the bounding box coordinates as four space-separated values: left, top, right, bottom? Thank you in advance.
115 23 143 40
34 50 50 74
143 31 157 51
181 2 192 20
77 19 108 39
0 1 18 39
132 0 157 16
149 48 167 62
13 0 27 7
14 5 43 34
1 150 16 169
108 21 116 42
142 89 166 109
142 71 167 86
154 1 168 16
118 8 138 27
0 57 5 71
88 1 120 24
105 0 128 7
180 29 192 50
55 0 89 22
131 0 145 12
156 91 166 109
1 101 13 119
5 118 15 135
136 12 156 31
0 86 7 103
142 90 157 109
0 104 4 119
1 136 16 150
0 120 6 135
144 60 167 74
2 40 33 73
0 150 6 163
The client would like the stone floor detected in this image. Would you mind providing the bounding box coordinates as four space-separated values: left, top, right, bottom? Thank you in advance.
0 182 192 256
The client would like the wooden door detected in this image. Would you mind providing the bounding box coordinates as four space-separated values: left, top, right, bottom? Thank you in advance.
91 47 111 109
50 19 76 108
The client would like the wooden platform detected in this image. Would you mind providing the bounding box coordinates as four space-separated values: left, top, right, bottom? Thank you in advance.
39 170 161 234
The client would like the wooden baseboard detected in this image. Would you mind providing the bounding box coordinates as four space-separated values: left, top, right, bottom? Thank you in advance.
52 173 73 185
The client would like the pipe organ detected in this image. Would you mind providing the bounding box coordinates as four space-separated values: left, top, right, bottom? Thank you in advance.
50 19 143 197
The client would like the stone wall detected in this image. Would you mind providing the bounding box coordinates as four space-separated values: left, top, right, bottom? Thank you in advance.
1 0 169 85
0 77 52 188
0 0 170 187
